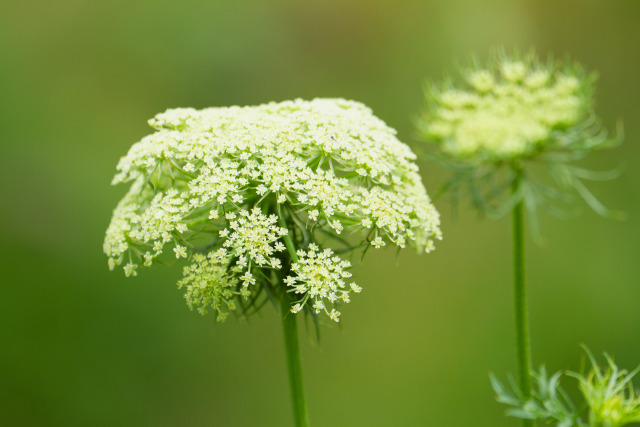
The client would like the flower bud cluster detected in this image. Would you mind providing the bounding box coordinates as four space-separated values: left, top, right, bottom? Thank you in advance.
493 350 640 427
418 51 620 221
577 353 640 427
421 53 591 161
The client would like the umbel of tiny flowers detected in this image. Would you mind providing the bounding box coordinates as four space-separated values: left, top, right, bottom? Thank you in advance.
491 347 640 427
416 49 622 427
417 49 622 225
104 98 441 427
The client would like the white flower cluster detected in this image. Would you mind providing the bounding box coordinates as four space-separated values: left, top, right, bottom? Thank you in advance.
422 55 589 160
287 244 362 322
104 98 441 321
222 208 288 270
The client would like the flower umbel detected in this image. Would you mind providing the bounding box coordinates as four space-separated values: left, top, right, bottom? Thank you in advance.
418 49 621 221
422 57 589 160
104 98 441 322
286 244 362 321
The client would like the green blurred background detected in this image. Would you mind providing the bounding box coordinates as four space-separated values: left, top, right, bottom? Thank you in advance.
1 0 639 426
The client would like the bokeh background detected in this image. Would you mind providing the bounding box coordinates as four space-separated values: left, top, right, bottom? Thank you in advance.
1 0 639 426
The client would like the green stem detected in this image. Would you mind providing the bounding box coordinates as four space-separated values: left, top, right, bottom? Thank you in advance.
512 171 533 427
277 204 300 263
280 290 310 427
276 203 309 426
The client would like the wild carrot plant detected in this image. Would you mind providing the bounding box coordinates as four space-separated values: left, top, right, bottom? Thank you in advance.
417 49 629 426
104 98 442 426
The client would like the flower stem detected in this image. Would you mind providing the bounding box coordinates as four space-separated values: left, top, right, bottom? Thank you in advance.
280 290 310 427
277 204 300 263
276 203 309 426
512 170 533 427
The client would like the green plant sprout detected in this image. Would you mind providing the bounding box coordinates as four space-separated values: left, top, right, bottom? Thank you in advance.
104 98 442 427
417 49 621 427
492 348 640 427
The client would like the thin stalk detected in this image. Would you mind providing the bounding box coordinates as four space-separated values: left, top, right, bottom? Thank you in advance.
276 204 309 426
512 170 533 427
280 288 310 427
277 204 300 263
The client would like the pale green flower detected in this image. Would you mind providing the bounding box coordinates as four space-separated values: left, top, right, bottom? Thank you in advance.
418 50 621 221
105 98 441 322
421 52 590 161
